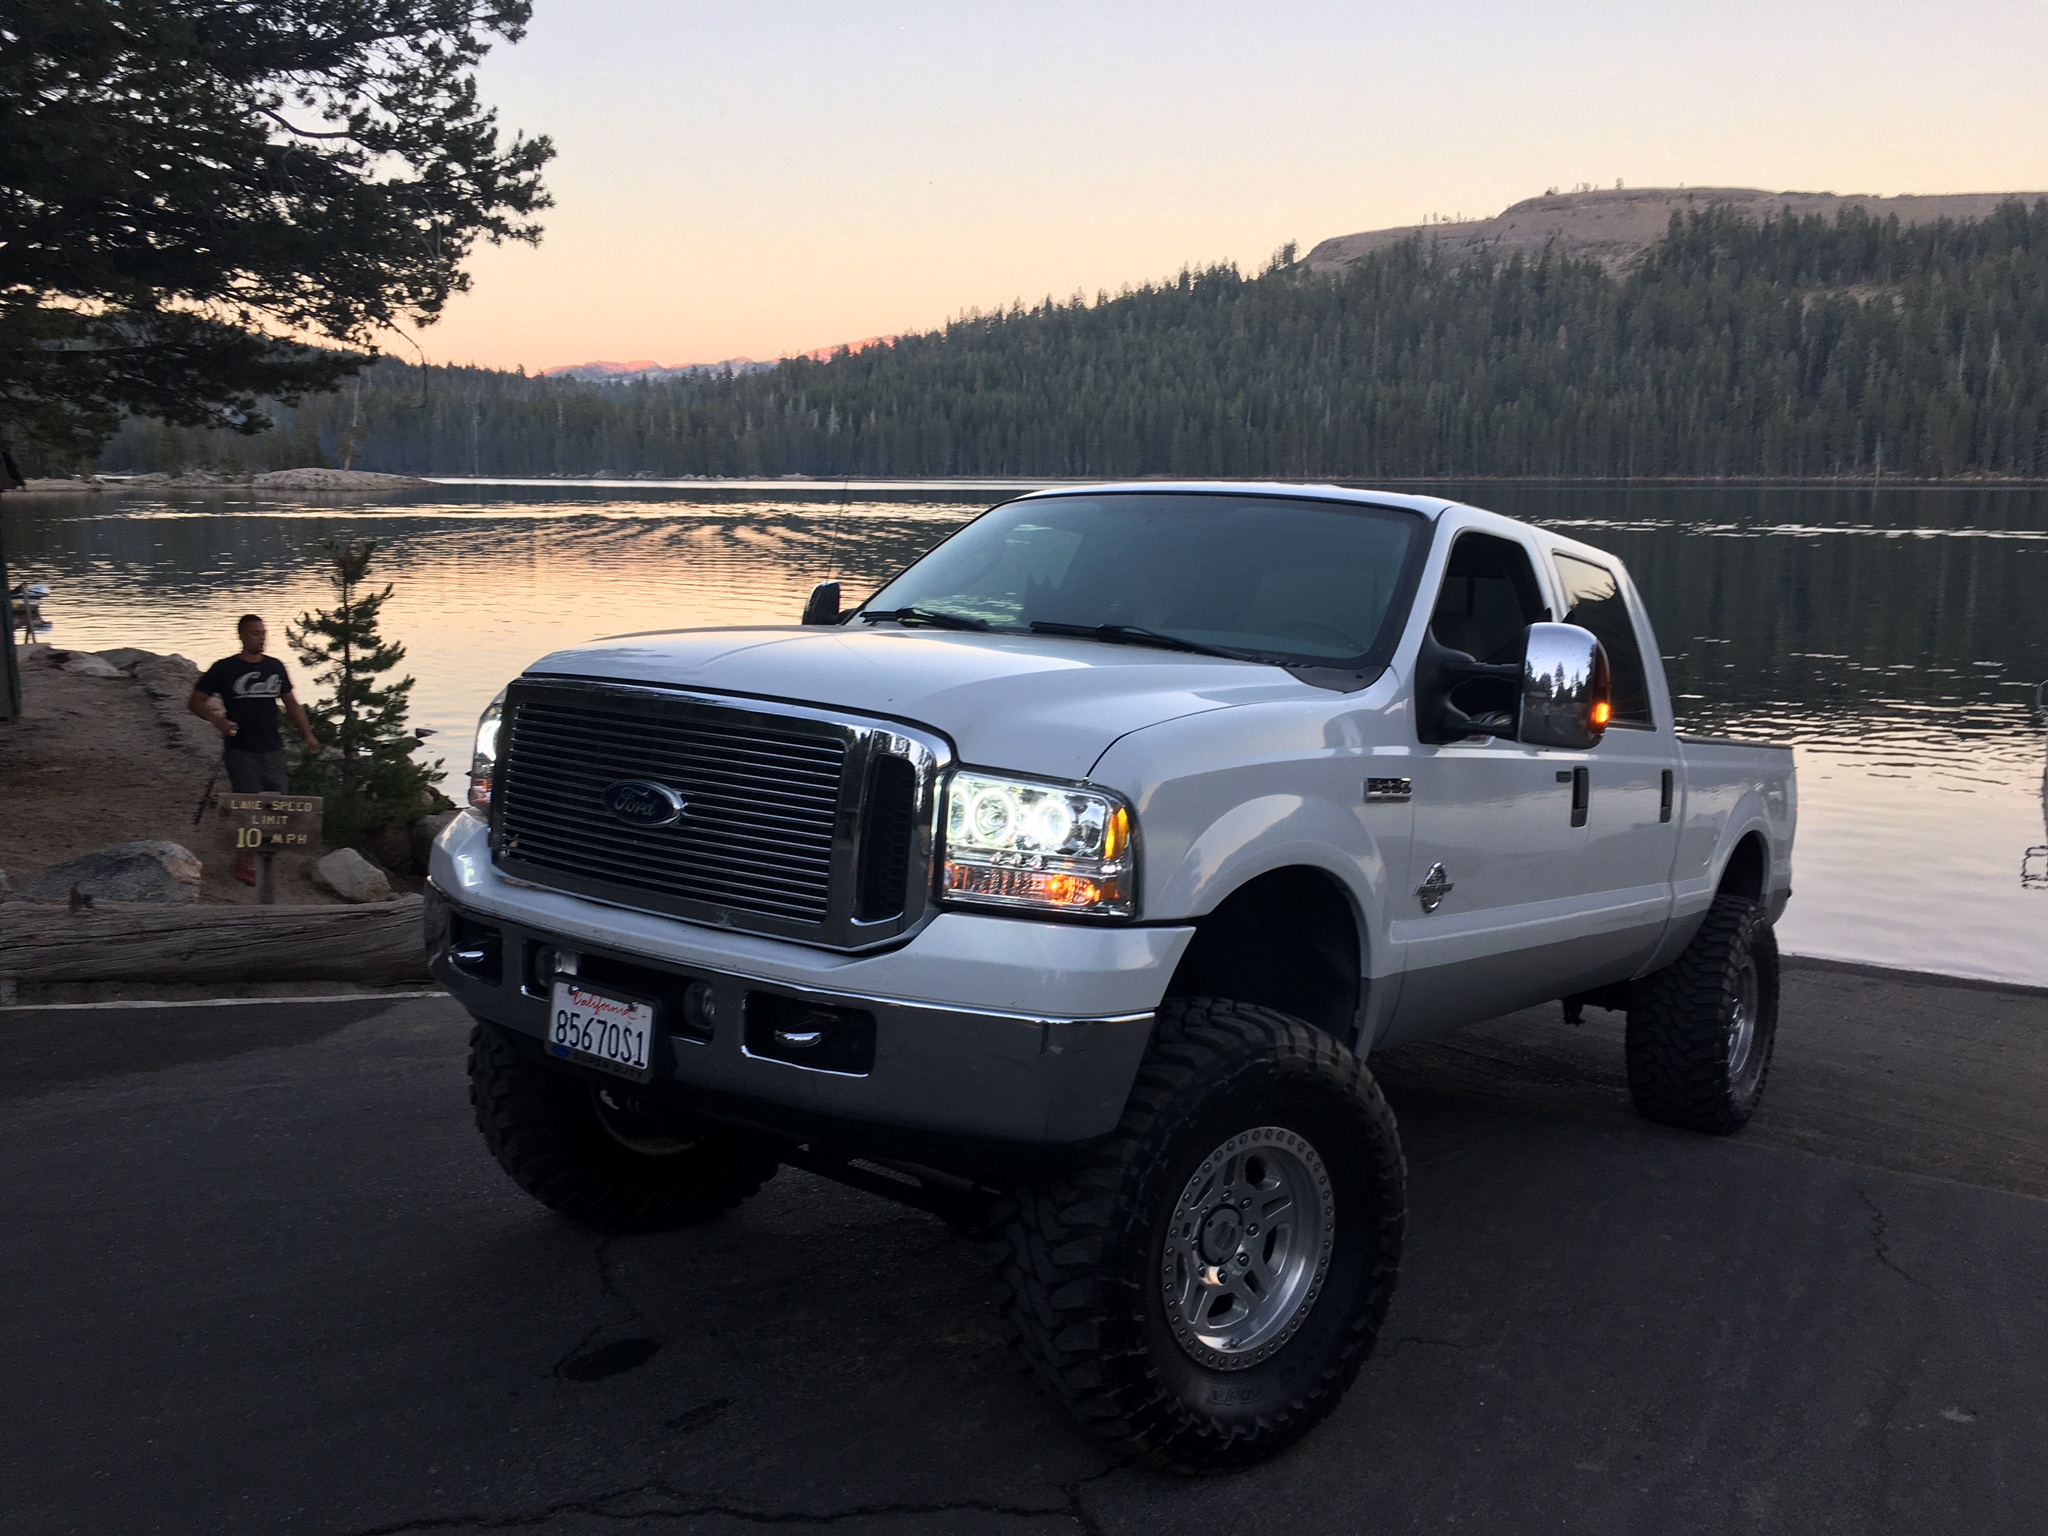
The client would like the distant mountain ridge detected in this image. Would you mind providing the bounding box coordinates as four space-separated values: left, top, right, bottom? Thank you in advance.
544 336 894 384
1303 186 2048 274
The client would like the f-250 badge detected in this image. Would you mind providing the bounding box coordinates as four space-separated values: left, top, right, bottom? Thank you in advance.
1415 862 1454 913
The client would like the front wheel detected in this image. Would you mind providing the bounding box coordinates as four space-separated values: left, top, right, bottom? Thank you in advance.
996 997 1405 1473
1625 896 1780 1134
468 1021 778 1231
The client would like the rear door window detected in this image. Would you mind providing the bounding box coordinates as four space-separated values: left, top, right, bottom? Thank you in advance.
1551 554 1655 727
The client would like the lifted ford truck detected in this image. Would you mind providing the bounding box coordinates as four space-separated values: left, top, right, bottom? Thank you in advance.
428 483 1794 1470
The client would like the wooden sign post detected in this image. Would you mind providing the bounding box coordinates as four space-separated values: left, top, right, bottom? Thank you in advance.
218 794 323 905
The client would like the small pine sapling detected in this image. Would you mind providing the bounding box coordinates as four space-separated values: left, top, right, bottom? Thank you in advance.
288 537 444 849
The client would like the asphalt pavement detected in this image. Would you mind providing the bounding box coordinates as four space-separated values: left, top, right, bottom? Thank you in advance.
2 963 2044 1535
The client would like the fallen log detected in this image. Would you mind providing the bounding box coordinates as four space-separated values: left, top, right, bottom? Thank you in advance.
0 897 430 987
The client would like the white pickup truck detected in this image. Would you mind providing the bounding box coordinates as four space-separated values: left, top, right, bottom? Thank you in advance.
428 483 1795 1470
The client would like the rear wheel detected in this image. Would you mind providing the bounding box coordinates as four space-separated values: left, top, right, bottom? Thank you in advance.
468 1021 777 1231
1625 896 1780 1134
997 997 1405 1472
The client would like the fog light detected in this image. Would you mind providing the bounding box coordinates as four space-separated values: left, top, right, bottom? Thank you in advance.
682 981 719 1037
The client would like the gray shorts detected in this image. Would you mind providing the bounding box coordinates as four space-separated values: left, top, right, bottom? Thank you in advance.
223 749 291 793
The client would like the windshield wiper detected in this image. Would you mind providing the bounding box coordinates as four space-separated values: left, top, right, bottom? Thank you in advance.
1027 621 1265 662
858 606 990 632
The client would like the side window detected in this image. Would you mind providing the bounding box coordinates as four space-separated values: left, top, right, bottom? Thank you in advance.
1430 532 1547 723
1552 554 1655 727
1430 532 1546 664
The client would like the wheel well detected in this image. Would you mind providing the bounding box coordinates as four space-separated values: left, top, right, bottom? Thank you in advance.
1164 867 1361 1040
1718 832 1768 903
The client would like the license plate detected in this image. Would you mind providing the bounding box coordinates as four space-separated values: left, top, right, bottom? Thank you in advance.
548 981 657 1081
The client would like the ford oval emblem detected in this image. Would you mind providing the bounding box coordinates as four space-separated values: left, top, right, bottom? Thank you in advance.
602 779 687 827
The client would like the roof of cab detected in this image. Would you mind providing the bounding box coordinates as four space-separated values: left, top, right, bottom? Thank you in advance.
1012 480 1464 519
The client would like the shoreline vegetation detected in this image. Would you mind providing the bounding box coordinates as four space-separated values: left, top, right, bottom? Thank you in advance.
82 199 2048 487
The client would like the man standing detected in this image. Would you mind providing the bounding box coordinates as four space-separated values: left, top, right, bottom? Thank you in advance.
190 614 321 883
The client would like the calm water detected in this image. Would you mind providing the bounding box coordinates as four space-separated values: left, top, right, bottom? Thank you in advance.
6 479 2045 989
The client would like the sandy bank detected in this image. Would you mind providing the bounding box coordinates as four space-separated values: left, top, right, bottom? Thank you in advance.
0 645 366 906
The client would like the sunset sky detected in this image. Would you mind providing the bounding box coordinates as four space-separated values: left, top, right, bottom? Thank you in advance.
425 0 2048 374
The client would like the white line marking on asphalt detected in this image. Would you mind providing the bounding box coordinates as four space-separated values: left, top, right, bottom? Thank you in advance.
0 990 450 1013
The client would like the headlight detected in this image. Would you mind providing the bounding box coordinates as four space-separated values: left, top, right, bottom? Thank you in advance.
940 771 1135 917
468 690 506 809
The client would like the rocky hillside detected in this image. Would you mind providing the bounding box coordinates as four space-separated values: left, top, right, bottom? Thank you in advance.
1303 187 2048 274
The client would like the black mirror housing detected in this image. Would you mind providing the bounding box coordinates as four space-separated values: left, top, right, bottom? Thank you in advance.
1414 621 1612 747
1413 629 1521 744
801 581 842 626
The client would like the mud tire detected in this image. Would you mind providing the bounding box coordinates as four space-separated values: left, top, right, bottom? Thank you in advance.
995 997 1405 1473
1625 896 1780 1134
468 1020 776 1231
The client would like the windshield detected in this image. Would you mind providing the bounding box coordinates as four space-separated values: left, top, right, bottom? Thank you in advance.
860 492 1429 668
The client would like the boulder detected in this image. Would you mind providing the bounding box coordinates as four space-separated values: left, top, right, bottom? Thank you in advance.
134 653 200 700
312 847 393 904
93 647 156 672
15 841 203 904
62 653 125 679
252 467 424 490
410 810 461 871
365 821 414 872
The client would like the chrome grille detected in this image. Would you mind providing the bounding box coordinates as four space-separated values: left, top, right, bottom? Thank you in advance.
492 679 945 948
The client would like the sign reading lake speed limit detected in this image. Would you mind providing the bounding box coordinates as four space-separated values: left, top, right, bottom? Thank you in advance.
218 793 323 851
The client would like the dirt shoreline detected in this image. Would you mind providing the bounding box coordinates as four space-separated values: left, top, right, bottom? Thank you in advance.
0 645 391 907
23 467 426 493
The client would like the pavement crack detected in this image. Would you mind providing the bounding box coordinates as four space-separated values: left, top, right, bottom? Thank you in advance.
1858 1188 1927 1290
551 1235 652 1381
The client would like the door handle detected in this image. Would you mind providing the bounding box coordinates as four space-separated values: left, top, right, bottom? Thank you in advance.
1660 768 1674 823
1556 766 1589 826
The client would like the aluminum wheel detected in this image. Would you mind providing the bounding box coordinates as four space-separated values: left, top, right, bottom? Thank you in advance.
1727 957 1760 1081
1161 1126 1335 1370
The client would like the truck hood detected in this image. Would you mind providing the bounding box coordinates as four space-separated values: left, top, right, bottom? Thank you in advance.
526 625 1311 779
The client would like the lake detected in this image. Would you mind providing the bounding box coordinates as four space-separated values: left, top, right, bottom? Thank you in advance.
5 479 2044 989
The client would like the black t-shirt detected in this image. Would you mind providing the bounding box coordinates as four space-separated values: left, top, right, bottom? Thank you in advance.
198 654 294 753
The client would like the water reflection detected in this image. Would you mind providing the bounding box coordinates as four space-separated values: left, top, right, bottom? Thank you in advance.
3 480 2043 987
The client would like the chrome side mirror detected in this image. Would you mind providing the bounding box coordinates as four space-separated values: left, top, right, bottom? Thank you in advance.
1518 622 1612 749
801 580 842 626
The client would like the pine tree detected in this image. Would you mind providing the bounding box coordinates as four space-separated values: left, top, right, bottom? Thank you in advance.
287 538 442 849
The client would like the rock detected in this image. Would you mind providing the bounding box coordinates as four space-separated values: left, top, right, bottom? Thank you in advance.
93 647 156 672
62 654 125 679
0 868 9 901
410 810 461 871
312 847 393 904
365 821 414 872
252 467 424 490
134 653 200 700
15 841 203 904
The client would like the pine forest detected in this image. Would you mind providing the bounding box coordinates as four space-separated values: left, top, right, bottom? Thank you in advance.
100 201 2048 482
